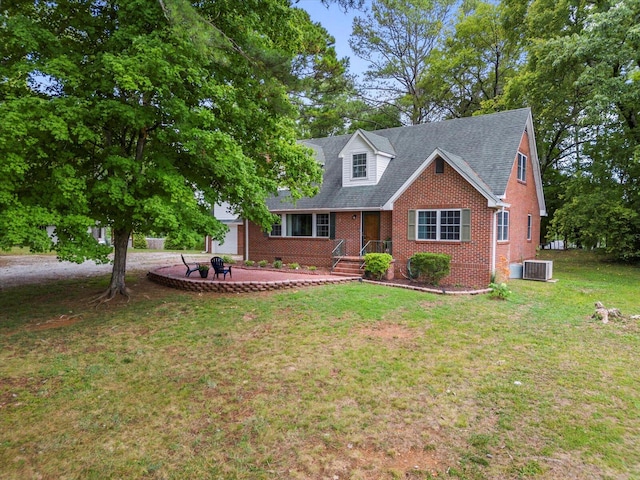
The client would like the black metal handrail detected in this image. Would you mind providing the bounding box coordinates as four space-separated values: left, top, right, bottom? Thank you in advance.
359 240 392 256
331 239 346 270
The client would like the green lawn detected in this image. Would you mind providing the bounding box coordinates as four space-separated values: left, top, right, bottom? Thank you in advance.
1 250 639 479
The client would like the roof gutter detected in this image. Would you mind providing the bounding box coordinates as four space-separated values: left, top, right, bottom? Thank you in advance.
269 207 388 213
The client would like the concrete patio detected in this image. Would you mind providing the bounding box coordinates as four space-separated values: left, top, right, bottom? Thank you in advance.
147 264 361 293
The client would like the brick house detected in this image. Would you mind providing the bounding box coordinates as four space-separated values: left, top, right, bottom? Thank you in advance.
242 108 546 288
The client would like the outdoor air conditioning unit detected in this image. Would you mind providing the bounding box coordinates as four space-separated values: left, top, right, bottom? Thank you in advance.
522 260 553 281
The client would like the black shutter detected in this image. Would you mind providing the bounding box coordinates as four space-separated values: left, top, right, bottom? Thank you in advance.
329 212 336 239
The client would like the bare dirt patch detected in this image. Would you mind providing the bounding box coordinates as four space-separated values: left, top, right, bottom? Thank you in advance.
26 314 85 332
0 376 63 409
356 446 442 478
357 322 416 340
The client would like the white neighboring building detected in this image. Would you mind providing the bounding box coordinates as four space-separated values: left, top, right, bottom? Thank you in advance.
206 203 241 255
46 225 109 245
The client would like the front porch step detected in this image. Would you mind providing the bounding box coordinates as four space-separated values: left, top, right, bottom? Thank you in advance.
332 267 363 277
331 256 364 277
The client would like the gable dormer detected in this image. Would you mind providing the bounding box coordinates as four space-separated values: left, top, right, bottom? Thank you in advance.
338 129 395 187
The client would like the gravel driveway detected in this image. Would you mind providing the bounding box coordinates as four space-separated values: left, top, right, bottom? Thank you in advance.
0 252 214 289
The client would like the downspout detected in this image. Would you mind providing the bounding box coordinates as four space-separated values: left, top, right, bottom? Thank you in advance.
244 219 249 261
491 209 498 280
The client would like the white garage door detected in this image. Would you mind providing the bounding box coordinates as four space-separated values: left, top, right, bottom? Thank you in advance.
212 224 238 255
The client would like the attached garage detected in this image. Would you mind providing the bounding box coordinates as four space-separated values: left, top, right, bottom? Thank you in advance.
208 222 238 255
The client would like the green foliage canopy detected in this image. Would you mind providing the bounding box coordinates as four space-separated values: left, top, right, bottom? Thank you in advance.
544 0 640 260
0 0 340 295
421 1 520 118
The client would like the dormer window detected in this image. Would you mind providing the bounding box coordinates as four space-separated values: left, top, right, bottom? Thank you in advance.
352 153 367 178
339 130 394 187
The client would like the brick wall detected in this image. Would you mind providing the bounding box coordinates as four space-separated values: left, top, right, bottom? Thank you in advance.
380 211 393 247
335 212 362 257
495 131 542 280
247 222 331 268
392 156 495 288
246 211 393 267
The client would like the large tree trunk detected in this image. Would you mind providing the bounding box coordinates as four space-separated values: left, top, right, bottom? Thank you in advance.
93 227 132 304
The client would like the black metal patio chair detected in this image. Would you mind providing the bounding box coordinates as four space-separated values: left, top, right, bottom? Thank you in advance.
210 256 232 280
181 254 199 277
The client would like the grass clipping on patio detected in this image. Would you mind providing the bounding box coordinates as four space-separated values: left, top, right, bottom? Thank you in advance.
1 250 640 479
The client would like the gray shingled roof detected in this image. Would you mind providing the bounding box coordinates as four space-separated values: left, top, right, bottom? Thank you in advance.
436 148 498 204
268 108 531 211
357 129 396 157
305 142 325 165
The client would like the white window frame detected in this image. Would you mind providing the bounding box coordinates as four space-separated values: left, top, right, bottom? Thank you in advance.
270 213 330 238
270 219 282 237
352 152 367 179
286 213 313 237
497 210 509 242
416 209 462 241
527 214 532 241
316 213 330 238
517 152 527 182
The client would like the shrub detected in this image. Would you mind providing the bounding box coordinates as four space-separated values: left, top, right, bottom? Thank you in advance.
165 232 204 251
244 260 255 267
132 233 147 249
308 265 317 271
273 260 283 269
288 262 300 269
408 252 451 285
488 282 512 300
221 255 235 264
363 253 393 280
258 260 268 268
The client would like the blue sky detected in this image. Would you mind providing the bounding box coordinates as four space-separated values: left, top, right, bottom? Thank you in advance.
296 0 369 78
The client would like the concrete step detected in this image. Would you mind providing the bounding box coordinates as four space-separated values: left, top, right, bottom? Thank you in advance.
332 266 363 276
331 256 364 276
331 270 363 277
